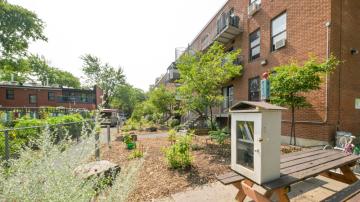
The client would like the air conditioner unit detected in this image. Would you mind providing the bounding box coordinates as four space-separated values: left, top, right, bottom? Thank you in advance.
274 39 286 50
248 3 260 16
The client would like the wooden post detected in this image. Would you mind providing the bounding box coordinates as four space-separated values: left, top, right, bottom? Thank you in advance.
117 121 120 134
95 131 100 161
4 130 10 161
107 125 111 148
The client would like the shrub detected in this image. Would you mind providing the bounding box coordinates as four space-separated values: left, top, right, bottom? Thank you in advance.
128 148 143 160
163 134 192 169
167 129 177 144
47 114 84 140
0 123 99 201
168 118 180 128
209 127 230 145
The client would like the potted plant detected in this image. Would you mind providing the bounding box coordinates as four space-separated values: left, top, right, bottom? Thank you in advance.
123 134 135 150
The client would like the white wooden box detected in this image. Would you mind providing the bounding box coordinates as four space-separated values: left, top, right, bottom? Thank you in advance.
230 101 285 184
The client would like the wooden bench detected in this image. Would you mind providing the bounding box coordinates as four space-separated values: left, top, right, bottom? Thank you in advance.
322 180 360 202
217 148 360 202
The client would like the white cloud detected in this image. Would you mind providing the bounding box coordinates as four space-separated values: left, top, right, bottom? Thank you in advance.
9 0 226 91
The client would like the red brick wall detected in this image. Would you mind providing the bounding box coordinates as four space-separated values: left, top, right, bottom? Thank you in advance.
0 86 97 110
188 0 360 143
329 0 360 137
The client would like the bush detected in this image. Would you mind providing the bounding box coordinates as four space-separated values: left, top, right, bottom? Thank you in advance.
209 127 230 145
168 118 180 128
163 134 192 169
167 129 177 144
128 148 143 160
0 114 85 158
47 114 84 140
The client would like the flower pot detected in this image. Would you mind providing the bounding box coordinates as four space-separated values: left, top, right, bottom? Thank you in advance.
127 142 135 150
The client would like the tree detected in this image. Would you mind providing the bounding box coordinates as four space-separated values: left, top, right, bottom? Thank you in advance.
269 56 339 145
0 0 46 57
148 85 176 116
28 55 81 88
81 54 126 107
176 42 242 129
110 84 146 116
0 55 80 88
0 57 32 83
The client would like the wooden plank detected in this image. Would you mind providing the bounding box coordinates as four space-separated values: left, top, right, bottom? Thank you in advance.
241 180 271 202
347 192 360 202
216 171 239 180
281 149 329 163
264 155 360 190
281 150 340 169
221 175 245 185
322 180 360 202
281 153 350 176
320 171 356 184
281 147 322 158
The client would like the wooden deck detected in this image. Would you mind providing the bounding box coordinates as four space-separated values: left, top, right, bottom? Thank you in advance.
217 148 360 202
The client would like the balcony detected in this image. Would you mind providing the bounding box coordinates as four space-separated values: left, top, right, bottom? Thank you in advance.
166 62 180 83
214 14 242 44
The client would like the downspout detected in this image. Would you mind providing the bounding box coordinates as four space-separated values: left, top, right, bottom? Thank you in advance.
282 21 331 125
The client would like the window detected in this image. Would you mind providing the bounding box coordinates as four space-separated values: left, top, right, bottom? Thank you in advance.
249 29 260 61
248 76 260 101
222 86 234 109
271 12 287 51
48 92 55 101
6 89 14 100
29 94 37 104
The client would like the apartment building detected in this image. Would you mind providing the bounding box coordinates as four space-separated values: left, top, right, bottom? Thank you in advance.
186 0 360 146
0 82 103 110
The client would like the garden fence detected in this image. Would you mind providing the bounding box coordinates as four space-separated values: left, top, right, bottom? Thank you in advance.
0 120 94 161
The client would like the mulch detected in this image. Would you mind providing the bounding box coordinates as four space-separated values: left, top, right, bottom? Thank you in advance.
98 133 231 202
97 132 303 202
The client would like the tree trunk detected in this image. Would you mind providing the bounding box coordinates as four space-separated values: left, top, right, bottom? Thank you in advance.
209 105 214 130
290 106 296 145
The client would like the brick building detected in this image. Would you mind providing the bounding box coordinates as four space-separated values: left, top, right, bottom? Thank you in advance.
185 0 360 146
0 82 103 110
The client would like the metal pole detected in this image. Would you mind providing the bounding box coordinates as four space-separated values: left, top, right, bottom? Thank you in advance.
107 125 111 148
4 130 9 161
95 131 100 161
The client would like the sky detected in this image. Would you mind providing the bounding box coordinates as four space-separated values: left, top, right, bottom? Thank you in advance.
9 0 226 91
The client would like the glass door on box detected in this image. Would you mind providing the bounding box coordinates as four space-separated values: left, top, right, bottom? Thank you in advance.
236 121 254 170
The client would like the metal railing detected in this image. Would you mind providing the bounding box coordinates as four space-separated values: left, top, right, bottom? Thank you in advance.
1 120 94 161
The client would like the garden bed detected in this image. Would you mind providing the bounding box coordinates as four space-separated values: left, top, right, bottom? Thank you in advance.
96 132 304 201
97 133 231 201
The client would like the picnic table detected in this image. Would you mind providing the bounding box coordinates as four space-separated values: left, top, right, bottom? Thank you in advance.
217 148 360 202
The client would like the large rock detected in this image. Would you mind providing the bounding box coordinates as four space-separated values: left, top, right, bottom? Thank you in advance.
74 160 120 179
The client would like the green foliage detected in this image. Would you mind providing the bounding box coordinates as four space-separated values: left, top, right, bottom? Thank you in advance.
209 127 230 145
148 85 176 115
128 149 143 160
81 54 126 107
168 118 180 128
167 129 177 144
0 114 85 158
123 133 133 145
163 134 193 169
0 55 81 88
269 55 339 145
0 123 99 201
0 1 47 57
111 84 146 116
28 55 81 88
176 42 242 126
47 114 84 140
13 117 45 142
